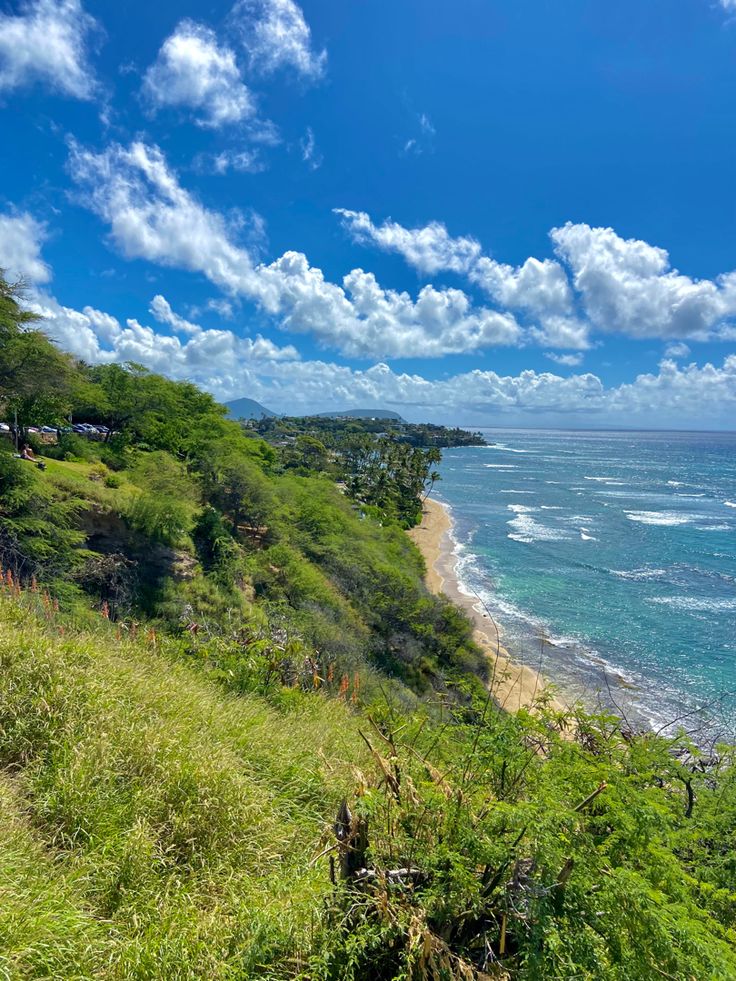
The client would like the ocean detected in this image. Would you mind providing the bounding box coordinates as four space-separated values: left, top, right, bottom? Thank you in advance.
435 429 736 739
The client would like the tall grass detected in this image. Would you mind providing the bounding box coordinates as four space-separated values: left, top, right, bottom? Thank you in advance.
0 594 367 978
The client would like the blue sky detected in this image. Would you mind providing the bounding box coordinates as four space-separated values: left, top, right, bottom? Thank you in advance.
1 0 736 427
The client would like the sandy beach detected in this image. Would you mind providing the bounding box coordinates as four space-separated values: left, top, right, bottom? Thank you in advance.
409 498 567 714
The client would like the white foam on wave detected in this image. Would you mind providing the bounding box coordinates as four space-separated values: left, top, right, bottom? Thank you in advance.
485 443 530 454
584 476 622 483
667 480 684 487
507 513 569 543
483 463 518 470
507 503 536 514
540 505 564 510
580 528 597 541
545 480 562 484
695 524 732 532
725 501 736 509
647 596 736 612
611 567 669 582
624 510 699 526
499 489 534 494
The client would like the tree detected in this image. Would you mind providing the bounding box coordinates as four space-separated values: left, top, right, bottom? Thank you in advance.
0 273 78 441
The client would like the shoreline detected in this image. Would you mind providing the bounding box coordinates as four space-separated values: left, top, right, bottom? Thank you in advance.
409 498 568 714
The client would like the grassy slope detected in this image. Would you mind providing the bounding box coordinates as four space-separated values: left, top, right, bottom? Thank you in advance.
0 593 367 979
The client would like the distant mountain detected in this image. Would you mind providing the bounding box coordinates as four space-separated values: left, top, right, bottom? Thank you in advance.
225 397 277 420
314 408 407 422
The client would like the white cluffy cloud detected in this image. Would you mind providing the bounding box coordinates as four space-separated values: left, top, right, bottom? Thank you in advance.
664 342 690 360
337 209 736 347
334 209 482 276
232 0 326 79
550 221 736 339
545 352 584 367
2 206 736 428
142 20 255 128
0 211 51 283
0 0 98 99
67 140 525 358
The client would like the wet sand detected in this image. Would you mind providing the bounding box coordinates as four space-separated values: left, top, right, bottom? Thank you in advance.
409 498 568 714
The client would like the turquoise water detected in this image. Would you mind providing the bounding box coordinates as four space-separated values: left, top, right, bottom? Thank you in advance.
436 430 736 738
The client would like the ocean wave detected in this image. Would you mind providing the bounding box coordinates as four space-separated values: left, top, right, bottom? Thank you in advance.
725 501 736 509
499 489 534 494
624 510 700 526
647 596 736 612
483 463 518 469
484 443 530 454
540 505 564 510
580 528 597 541
507 513 569 543
695 524 732 532
507 503 536 513
584 476 623 483
610 567 670 582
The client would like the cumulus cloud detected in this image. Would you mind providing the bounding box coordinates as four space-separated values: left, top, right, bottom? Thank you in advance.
0 211 51 283
0 0 97 99
336 208 572 314
337 209 736 347
550 222 736 339
29 285 736 425
149 294 202 335
7 212 735 427
664 341 690 360
29 289 301 393
142 20 256 128
67 140 267 297
232 0 326 79
67 139 526 358
544 352 584 367
335 209 482 276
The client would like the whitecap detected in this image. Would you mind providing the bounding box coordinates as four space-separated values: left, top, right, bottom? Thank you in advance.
647 596 736 612
506 503 536 513
580 528 597 541
499 489 534 494
483 463 518 469
611 568 669 582
484 443 530 454
624 510 697 526
725 501 736 509
507 513 569 543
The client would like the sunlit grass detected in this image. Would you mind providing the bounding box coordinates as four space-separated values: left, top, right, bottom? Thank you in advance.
0 594 367 978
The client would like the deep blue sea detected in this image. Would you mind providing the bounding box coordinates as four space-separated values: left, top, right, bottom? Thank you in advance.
436 430 736 739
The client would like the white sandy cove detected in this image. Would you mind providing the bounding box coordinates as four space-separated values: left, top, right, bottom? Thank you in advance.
408 499 568 715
